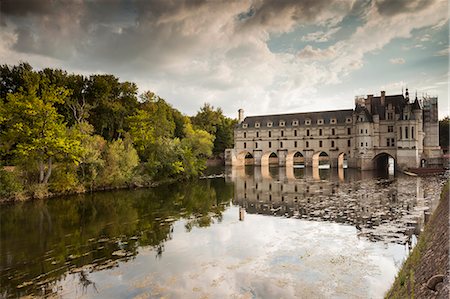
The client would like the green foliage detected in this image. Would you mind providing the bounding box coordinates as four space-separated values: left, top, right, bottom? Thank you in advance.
191 103 236 156
0 76 82 184
0 168 23 199
0 62 228 200
49 163 82 194
97 139 140 187
439 116 449 148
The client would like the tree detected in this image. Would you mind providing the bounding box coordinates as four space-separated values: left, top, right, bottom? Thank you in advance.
0 79 82 184
191 103 236 156
439 116 449 148
97 138 139 187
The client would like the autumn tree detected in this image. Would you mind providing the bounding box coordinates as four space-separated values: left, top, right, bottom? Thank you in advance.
0 78 82 184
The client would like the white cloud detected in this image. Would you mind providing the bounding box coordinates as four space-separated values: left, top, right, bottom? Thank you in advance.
435 46 450 56
301 27 340 43
0 0 448 117
389 58 406 64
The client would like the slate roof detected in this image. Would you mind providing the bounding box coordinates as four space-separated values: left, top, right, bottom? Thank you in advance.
370 94 406 120
237 109 354 129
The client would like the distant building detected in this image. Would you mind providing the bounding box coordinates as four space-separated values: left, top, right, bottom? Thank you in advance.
225 90 442 170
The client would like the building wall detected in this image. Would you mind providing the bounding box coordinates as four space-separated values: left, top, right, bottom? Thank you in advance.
226 93 442 170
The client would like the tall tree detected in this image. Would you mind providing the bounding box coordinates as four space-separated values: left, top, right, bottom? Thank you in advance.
191 103 236 157
0 78 81 184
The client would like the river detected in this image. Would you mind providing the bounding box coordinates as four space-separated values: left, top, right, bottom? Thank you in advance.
0 167 446 298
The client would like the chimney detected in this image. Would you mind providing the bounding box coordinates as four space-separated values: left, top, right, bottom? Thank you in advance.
238 108 244 123
381 91 385 106
365 94 373 113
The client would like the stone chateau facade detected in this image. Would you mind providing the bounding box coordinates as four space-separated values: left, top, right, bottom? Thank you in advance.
225 90 442 170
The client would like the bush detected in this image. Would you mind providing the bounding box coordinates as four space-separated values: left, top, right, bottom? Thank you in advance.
49 164 84 194
97 139 140 187
0 168 23 199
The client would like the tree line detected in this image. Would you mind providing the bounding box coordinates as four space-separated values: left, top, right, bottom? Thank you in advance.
0 63 236 200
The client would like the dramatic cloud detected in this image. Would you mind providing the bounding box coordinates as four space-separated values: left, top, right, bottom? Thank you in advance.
0 0 448 117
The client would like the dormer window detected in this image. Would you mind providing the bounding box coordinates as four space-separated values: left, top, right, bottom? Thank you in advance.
242 123 248 128
267 121 273 127
318 119 324 125
292 120 298 126
255 122 260 128
330 118 336 124
279 120 285 127
305 119 311 125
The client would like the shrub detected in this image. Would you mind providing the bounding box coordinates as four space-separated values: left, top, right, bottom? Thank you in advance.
0 168 23 199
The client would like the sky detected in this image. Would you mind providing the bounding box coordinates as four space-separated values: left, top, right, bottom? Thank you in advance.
0 0 448 119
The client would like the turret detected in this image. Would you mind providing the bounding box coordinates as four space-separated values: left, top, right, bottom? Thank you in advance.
238 108 244 123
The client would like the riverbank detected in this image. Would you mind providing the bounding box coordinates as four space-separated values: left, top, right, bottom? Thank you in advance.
0 177 179 204
385 181 449 298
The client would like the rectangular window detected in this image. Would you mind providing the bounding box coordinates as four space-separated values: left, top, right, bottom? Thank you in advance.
281 130 284 137
319 140 323 147
294 130 297 137
255 142 258 148
256 131 259 137
269 141 272 148
244 142 246 148
347 140 351 147
331 128 335 135
294 141 297 147
387 138 390 147
280 141 283 148
391 138 395 146
244 132 246 138
411 127 414 139
361 142 364 147
366 142 368 147
387 112 393 120
319 129 323 136
331 140 335 147
307 129 310 136
347 128 351 135
306 141 309 148
360 129 363 134
365 129 368 134
405 127 409 139
388 126 393 132
269 131 271 137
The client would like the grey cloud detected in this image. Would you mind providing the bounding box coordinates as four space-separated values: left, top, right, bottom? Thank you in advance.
0 0 56 16
375 0 437 16
239 0 354 31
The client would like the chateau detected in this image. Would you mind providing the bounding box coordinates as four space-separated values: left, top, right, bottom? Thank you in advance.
225 90 442 171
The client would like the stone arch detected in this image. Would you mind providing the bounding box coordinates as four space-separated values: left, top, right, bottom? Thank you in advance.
373 152 396 175
312 151 330 169
286 151 305 168
236 151 255 166
261 151 278 166
338 152 347 168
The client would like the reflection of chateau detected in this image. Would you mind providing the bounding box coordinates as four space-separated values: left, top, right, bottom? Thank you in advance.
225 90 442 170
227 166 441 244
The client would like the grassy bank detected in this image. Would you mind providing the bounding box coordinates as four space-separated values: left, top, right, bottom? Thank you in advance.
385 180 449 298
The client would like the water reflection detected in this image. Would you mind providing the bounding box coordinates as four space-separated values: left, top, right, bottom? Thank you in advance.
0 169 446 299
0 180 233 298
227 166 443 246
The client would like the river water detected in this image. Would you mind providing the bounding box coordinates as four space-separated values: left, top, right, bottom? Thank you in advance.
0 167 446 299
